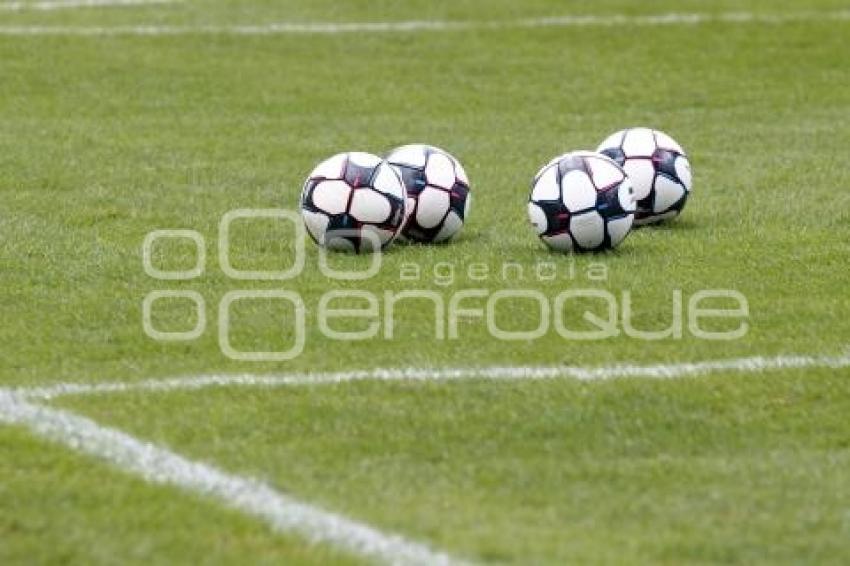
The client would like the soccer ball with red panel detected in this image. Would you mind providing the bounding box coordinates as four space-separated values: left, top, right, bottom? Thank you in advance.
597 127 692 225
528 151 636 252
300 152 407 252
386 144 471 244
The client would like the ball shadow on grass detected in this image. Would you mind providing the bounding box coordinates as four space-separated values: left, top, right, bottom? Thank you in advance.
636 217 700 233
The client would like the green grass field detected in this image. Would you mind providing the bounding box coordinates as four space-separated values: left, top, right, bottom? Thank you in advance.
1 1 849 564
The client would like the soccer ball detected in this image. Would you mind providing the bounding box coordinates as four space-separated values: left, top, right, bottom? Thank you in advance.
527 151 636 252
300 152 407 252
385 144 471 243
596 127 692 225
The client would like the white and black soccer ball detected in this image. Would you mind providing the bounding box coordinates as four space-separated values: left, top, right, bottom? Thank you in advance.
528 151 636 252
300 152 407 252
385 144 471 243
597 127 692 225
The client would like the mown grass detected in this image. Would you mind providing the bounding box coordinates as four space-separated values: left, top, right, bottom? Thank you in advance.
59 368 850 564
1 0 848 563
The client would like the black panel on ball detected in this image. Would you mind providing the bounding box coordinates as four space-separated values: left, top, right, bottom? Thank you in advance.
450 183 469 220
653 149 682 183
599 147 626 166
343 162 377 189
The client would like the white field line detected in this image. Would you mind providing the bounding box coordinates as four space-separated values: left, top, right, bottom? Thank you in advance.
14 352 850 401
0 10 848 36
0 0 177 11
0 391 463 566
1 353 847 564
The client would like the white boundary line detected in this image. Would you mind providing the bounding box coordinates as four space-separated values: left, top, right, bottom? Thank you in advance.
1 351 847 564
13 351 850 401
0 10 847 36
0 392 463 566
0 0 177 11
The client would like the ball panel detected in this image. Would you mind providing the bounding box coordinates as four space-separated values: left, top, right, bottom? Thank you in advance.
349 189 391 223
622 160 655 201
454 160 469 186
348 151 382 169
527 202 548 235
653 176 687 213
556 154 588 177
535 155 566 181
598 146 626 166
302 210 329 243
621 127 656 157
344 162 376 189
372 161 405 199
424 152 456 189
309 153 347 181
531 165 560 201
416 187 451 229
607 215 633 247
383 197 407 231
534 200 569 235
387 144 428 168
434 210 463 242
449 185 471 221
654 130 685 155
311 180 351 215
569 211 605 250
675 155 693 191
617 178 637 213
561 170 597 212
404 196 416 223
586 155 625 190
393 163 427 195
598 130 626 152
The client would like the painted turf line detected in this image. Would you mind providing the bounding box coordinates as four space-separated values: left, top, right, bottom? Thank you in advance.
1 353 846 565
0 10 848 36
0 0 177 11
0 391 462 566
15 352 850 401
